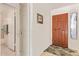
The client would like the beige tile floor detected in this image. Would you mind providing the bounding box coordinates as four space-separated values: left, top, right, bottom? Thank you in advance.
41 52 56 56
0 44 15 56
41 45 79 56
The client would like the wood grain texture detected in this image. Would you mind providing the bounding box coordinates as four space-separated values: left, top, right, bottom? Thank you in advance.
52 13 68 48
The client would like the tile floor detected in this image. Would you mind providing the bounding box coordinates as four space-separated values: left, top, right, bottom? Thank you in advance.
41 45 79 56
41 52 56 56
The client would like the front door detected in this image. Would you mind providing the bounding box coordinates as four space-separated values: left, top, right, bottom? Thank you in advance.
52 13 68 48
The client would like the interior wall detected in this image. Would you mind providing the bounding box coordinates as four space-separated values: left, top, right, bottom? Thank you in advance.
20 3 30 56
51 4 79 50
1 6 14 48
31 3 52 56
6 8 15 50
0 8 2 55
20 4 24 55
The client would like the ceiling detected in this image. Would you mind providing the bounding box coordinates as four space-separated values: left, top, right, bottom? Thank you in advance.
49 3 76 9
0 3 77 16
33 3 76 10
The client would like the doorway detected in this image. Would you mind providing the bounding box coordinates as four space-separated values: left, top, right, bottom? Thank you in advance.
0 4 17 56
52 13 68 48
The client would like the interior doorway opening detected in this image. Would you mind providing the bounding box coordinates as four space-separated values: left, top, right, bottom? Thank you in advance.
0 4 17 56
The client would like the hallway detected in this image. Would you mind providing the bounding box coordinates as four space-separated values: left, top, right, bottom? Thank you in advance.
0 3 79 56
0 4 18 56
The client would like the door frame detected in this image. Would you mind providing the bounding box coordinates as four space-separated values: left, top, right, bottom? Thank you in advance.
52 13 68 48
1 4 20 55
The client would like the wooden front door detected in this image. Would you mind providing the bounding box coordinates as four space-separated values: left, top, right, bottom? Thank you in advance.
52 13 68 48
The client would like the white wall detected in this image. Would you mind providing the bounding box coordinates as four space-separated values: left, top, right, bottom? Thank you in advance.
51 4 79 50
7 8 15 50
0 8 2 55
20 4 28 55
31 3 52 56
20 4 24 55
1 5 15 50
20 3 31 56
